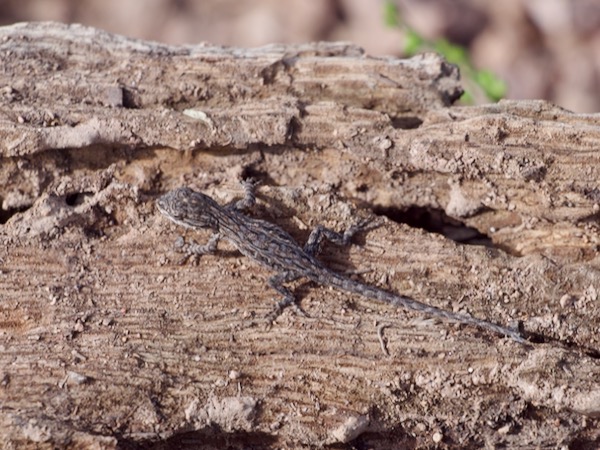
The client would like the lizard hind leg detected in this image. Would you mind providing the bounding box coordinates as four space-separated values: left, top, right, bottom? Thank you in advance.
265 271 307 321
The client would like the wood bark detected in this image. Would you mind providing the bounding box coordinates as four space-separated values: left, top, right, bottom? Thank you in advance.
0 22 599 449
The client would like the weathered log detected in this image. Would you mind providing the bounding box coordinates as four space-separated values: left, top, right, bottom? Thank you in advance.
0 22 599 449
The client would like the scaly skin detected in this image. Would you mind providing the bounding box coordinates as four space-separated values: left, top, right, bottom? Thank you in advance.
157 181 527 344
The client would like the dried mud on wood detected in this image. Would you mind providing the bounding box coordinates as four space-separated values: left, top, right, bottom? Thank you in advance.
0 22 599 449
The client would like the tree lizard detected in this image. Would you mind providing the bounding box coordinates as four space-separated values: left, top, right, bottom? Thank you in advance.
156 181 527 344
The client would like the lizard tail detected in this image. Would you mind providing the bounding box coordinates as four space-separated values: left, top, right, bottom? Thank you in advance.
322 272 527 344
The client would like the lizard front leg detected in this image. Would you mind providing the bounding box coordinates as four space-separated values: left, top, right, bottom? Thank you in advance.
230 178 259 212
175 232 221 265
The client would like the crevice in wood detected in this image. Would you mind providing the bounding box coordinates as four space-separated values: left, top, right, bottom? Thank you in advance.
390 116 423 129
373 205 495 248
0 203 30 224
117 428 279 450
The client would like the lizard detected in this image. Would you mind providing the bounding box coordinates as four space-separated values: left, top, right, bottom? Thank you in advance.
156 180 527 344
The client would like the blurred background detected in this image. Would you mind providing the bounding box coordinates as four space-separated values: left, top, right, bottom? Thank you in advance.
1 0 599 112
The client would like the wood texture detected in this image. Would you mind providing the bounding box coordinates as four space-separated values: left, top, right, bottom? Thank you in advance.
0 22 599 449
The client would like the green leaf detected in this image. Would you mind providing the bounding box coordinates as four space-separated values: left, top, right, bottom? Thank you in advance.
433 38 469 66
383 0 400 28
379 4 505 103
404 29 424 56
460 90 474 105
475 69 507 101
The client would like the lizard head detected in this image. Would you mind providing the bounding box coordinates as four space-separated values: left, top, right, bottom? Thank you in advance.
157 187 220 230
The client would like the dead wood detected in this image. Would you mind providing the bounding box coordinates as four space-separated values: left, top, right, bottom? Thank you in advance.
0 22 599 449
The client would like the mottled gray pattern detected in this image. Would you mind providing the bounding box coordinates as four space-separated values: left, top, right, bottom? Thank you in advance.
157 182 526 344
